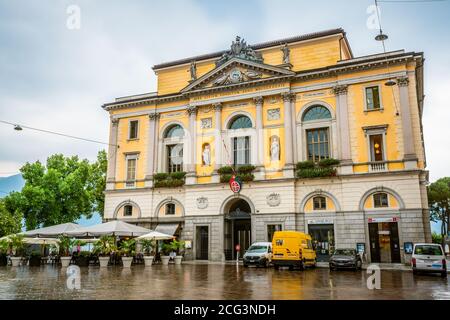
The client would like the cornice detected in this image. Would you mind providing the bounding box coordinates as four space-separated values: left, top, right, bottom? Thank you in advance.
102 51 422 112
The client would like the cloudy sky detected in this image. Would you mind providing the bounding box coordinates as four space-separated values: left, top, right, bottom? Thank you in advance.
0 0 449 182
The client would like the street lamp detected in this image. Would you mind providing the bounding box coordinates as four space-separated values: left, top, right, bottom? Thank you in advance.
375 31 388 42
13 125 23 131
384 79 397 87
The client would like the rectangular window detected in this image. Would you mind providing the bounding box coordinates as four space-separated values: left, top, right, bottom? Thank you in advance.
123 205 133 216
233 136 250 166
129 120 139 139
167 144 183 173
267 224 282 242
313 196 327 210
165 203 176 215
126 158 136 181
306 128 329 162
373 193 389 208
369 134 384 162
365 86 381 110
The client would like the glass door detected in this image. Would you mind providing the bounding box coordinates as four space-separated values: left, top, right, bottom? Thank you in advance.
308 224 334 262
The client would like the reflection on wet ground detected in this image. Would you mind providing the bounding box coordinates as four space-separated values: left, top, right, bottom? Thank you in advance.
0 264 448 300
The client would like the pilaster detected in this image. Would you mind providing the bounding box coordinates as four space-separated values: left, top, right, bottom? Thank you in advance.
145 112 159 187
186 105 198 185
212 103 223 183
333 85 353 174
254 96 265 180
397 76 417 169
106 117 119 190
281 92 295 178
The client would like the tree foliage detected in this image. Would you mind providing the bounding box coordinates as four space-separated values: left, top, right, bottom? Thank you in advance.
0 200 23 238
3 151 107 230
428 177 450 244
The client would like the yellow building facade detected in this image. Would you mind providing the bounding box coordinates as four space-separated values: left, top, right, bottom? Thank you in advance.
102 29 430 263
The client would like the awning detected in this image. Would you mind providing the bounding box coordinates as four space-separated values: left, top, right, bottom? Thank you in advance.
136 231 174 241
22 222 81 238
65 220 151 237
155 223 179 236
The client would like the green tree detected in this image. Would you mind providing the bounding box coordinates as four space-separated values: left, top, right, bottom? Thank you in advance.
428 177 450 246
0 200 22 238
89 150 107 216
3 151 107 230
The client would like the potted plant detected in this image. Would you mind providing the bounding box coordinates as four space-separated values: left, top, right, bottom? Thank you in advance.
170 240 185 265
160 243 172 265
140 239 156 267
93 236 116 267
28 251 42 267
0 239 9 267
9 235 25 267
74 250 91 267
58 235 73 267
119 239 136 268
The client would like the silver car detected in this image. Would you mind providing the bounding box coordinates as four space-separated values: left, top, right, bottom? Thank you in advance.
412 243 447 277
243 242 272 268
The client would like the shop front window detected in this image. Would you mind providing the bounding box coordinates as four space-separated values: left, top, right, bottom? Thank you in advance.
267 224 282 242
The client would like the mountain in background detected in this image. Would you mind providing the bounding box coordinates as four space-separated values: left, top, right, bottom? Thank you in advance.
0 174 101 227
0 174 24 193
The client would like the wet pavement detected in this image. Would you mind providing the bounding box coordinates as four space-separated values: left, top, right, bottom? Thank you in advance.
0 264 449 300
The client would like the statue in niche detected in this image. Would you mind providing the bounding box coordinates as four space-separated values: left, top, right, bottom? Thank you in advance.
270 135 280 162
189 60 197 81
281 43 290 64
202 143 211 166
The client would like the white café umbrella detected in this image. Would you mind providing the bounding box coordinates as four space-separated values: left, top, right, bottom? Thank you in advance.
136 230 175 241
65 220 151 238
23 238 60 245
22 222 81 238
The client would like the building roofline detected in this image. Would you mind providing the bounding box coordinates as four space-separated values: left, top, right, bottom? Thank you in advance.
152 28 347 70
103 50 422 111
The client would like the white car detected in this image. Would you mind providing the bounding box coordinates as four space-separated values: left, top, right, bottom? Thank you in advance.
243 242 272 268
412 243 447 277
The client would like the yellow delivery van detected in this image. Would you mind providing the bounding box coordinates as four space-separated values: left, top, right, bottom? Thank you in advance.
272 231 316 270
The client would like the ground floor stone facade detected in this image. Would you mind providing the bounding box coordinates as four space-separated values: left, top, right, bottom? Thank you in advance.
104 170 431 263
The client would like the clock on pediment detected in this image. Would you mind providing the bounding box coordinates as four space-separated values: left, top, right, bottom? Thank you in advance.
230 69 242 83
212 68 262 86
180 36 295 93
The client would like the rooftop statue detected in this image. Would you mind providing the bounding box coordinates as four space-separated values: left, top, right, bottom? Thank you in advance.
216 36 264 66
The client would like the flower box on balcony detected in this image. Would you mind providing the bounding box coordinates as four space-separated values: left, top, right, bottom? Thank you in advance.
218 165 255 183
296 159 340 179
153 172 186 188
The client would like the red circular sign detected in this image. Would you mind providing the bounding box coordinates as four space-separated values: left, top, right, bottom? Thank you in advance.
235 244 241 251
229 175 242 193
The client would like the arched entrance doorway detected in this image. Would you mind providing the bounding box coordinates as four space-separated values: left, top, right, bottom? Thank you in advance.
223 198 252 260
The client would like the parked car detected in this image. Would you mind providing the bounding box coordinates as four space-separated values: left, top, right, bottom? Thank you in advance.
243 242 272 268
272 231 316 270
412 243 447 277
329 248 362 271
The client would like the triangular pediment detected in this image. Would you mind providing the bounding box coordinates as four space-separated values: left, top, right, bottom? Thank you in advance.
181 57 294 93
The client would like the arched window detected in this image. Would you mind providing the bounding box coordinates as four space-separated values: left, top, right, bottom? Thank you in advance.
164 124 184 138
229 115 252 130
302 105 331 122
313 196 327 210
165 203 176 215
301 105 332 162
123 205 133 216
373 192 389 208
167 144 183 173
